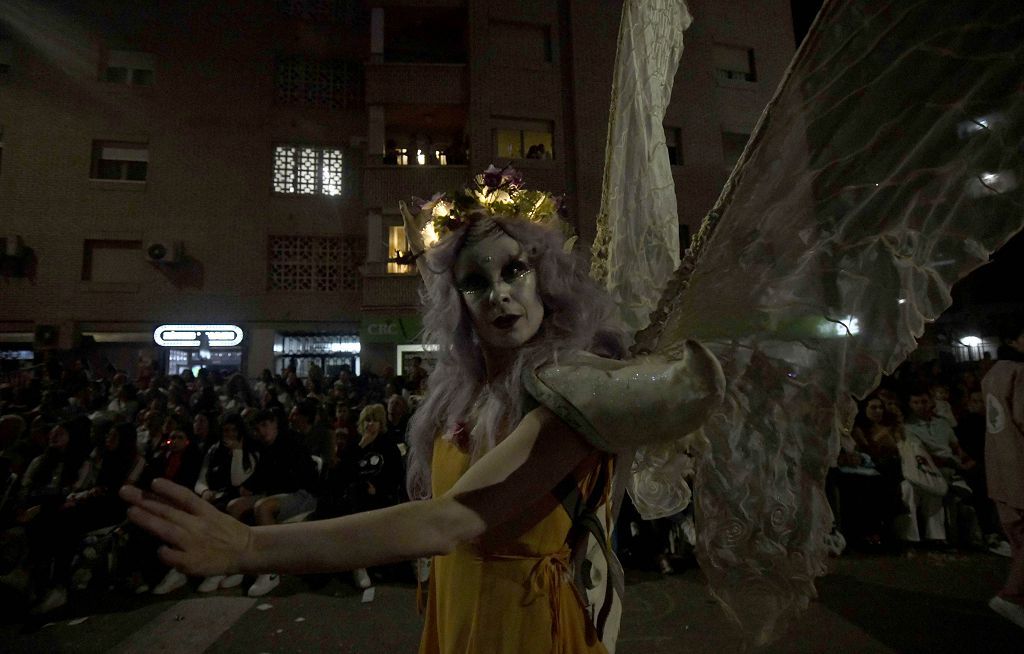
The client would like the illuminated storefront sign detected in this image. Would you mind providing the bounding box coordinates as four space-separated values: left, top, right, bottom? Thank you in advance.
153 325 244 347
359 317 422 344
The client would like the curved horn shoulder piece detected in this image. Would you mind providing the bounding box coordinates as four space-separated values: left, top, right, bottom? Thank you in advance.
523 341 725 453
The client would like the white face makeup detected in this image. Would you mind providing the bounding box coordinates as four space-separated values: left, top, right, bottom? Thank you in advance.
454 232 544 351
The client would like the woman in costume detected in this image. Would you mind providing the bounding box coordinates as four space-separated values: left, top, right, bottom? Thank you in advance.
120 0 1024 647
118 169 725 653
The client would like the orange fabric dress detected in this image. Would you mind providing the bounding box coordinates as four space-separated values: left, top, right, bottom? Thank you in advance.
418 437 610 654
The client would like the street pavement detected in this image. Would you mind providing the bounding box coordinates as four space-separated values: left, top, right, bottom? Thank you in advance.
2 550 1022 653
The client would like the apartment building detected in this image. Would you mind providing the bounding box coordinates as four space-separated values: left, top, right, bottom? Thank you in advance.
0 0 795 379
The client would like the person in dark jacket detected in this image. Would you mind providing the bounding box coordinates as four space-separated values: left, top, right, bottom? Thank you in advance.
226 408 317 597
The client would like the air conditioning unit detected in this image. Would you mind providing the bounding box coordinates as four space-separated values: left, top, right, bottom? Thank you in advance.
145 239 182 263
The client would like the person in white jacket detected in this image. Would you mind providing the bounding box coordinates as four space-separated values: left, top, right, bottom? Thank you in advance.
983 317 1024 629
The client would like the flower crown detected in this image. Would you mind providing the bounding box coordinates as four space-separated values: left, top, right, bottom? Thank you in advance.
403 165 575 256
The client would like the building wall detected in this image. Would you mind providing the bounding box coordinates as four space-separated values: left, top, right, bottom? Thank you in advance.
1 0 794 374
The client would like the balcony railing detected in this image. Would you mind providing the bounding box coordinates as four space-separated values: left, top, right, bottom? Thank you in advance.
365 62 468 105
363 165 470 211
361 272 421 309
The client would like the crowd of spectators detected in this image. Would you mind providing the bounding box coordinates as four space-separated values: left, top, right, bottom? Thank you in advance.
0 342 1016 618
0 355 428 616
829 355 1009 556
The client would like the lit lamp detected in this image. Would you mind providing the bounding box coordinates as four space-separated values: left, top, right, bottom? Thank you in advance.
960 335 983 348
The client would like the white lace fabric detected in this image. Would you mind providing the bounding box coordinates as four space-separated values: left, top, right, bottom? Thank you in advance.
591 0 691 334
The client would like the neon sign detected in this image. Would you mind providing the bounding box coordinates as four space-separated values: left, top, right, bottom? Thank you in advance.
153 325 244 348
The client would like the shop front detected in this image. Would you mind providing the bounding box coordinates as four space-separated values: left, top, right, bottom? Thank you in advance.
272 333 360 377
153 324 245 377
359 316 435 377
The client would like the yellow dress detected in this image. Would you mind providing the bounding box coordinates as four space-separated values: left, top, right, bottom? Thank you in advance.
419 437 610 654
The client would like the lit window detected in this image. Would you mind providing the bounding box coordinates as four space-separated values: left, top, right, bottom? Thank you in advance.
494 120 554 160
90 141 148 181
103 50 155 86
713 44 756 83
273 145 343 195
387 226 413 274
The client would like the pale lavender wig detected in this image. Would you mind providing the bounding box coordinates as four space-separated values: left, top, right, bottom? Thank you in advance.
405 216 627 500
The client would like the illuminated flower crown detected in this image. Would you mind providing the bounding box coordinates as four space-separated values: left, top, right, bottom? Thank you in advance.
406 165 574 253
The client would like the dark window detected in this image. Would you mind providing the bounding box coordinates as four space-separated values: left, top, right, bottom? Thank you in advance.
91 141 149 181
721 131 750 171
103 51 155 86
713 44 757 83
665 126 683 165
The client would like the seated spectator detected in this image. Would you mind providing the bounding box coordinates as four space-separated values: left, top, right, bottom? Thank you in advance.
15 422 90 526
905 388 974 473
386 395 410 449
834 395 905 549
310 424 370 588
289 398 333 460
27 422 143 614
226 408 318 597
406 356 428 394
135 411 165 459
106 383 138 418
353 404 405 512
192 411 219 454
905 387 982 548
931 383 958 428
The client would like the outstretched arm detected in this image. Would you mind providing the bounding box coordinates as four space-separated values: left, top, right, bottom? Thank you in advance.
120 405 593 576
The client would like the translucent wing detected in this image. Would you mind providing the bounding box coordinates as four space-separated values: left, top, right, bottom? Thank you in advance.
633 0 1024 644
590 0 691 334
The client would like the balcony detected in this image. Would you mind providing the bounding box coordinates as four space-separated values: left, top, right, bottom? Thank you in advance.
365 62 468 105
363 164 470 211
361 271 421 309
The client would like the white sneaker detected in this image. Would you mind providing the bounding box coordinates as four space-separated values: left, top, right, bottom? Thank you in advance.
198 575 226 593
152 569 188 595
989 596 1024 629
247 573 280 597
989 541 1012 558
220 573 244 589
353 568 372 590
30 586 67 615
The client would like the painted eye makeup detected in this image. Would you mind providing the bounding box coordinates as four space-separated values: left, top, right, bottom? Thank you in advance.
456 273 489 295
501 260 532 283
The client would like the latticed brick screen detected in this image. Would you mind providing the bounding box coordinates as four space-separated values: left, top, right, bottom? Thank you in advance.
268 235 364 291
277 0 360 23
275 57 362 110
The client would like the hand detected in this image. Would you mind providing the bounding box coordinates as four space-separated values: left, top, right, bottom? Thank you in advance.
120 478 253 577
201 489 216 502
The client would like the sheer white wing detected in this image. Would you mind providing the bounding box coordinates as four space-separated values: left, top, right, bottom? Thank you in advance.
591 0 691 335
631 0 1024 644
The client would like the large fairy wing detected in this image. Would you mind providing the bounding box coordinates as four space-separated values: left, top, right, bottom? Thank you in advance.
590 0 691 335
634 0 1024 644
